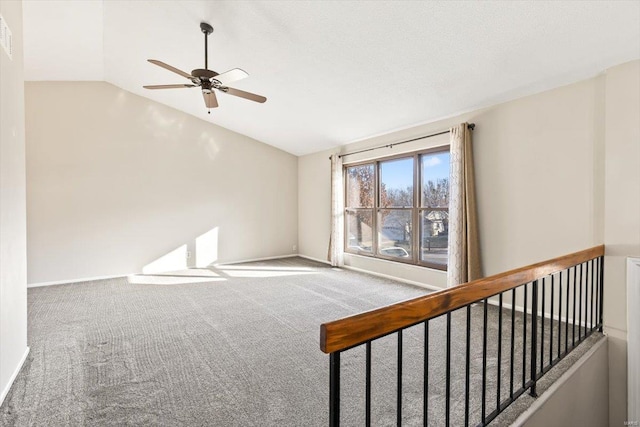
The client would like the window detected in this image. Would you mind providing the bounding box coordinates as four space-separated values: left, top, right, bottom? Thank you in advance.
346 164 374 253
344 148 450 270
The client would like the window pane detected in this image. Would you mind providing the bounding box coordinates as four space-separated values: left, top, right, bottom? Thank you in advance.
380 157 414 207
421 151 450 208
346 210 373 253
378 209 412 258
420 209 448 267
346 164 374 208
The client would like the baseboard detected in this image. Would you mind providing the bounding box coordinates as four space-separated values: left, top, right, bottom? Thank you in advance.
214 253 298 266
341 265 443 292
297 254 332 265
0 346 30 406
28 255 301 288
28 274 125 288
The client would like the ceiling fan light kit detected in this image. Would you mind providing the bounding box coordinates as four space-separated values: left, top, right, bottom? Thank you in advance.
144 22 266 114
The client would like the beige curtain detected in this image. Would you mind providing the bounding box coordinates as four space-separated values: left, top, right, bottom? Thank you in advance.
328 154 344 267
448 123 482 286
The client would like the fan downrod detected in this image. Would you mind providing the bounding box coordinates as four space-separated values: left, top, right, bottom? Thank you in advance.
200 22 213 35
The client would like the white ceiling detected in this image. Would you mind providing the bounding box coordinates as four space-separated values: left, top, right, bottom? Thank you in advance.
22 1 640 156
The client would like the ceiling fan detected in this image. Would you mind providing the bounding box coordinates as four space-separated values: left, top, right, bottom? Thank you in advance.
143 22 266 113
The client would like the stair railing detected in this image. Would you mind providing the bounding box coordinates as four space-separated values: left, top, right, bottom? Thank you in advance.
320 245 605 426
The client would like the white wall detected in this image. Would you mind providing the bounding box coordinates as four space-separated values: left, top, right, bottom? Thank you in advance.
25 82 298 284
0 0 29 404
298 150 331 264
603 60 640 427
520 338 609 427
299 72 603 288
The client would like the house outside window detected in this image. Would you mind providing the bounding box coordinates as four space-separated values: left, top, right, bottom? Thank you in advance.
344 148 450 270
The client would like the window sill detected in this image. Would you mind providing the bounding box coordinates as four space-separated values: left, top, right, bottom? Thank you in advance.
343 253 448 289
344 250 447 272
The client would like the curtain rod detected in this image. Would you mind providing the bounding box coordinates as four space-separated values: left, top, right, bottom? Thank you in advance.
330 123 475 159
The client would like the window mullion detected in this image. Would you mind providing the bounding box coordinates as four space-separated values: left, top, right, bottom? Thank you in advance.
373 161 379 256
413 153 419 263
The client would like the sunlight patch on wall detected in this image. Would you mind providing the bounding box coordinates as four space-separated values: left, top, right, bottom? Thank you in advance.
196 227 219 268
143 244 188 274
143 103 188 141
198 130 220 160
146 104 178 128
107 89 129 116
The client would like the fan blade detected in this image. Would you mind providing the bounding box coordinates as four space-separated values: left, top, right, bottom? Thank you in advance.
221 87 267 103
203 91 218 108
144 84 196 89
213 68 249 85
148 59 193 79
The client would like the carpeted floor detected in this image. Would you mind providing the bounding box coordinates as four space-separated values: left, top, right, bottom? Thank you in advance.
0 257 602 426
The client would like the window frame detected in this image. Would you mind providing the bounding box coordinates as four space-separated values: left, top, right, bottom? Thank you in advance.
343 146 450 271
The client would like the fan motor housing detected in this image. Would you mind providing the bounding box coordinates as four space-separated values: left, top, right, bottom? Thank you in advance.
192 69 218 79
200 22 213 35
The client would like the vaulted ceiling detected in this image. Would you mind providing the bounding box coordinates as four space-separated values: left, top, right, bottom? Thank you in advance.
22 1 640 156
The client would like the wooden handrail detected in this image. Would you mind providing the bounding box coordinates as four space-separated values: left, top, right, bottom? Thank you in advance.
320 245 604 354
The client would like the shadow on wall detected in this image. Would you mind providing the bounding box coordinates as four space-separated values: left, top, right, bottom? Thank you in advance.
142 226 219 274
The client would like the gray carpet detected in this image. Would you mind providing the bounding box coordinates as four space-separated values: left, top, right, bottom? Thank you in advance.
0 257 602 426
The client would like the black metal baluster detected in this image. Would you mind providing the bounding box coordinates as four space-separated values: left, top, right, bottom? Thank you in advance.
558 272 562 360
541 277 545 373
566 267 570 355
598 258 602 330
582 261 589 339
578 263 583 341
595 258 599 330
446 313 451 427
584 262 588 337
585 261 589 336
582 262 589 340
596 257 601 330
590 259 595 331
329 352 341 427
593 259 598 330
584 261 588 336
592 259 596 330
397 330 403 426
523 283 528 388
424 321 429 427
530 280 539 397
482 299 488 424
592 259 596 332
567 266 578 353
550 274 554 365
510 289 515 400
585 260 590 333
497 293 503 411
465 306 471 427
366 342 371 427
599 256 605 332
